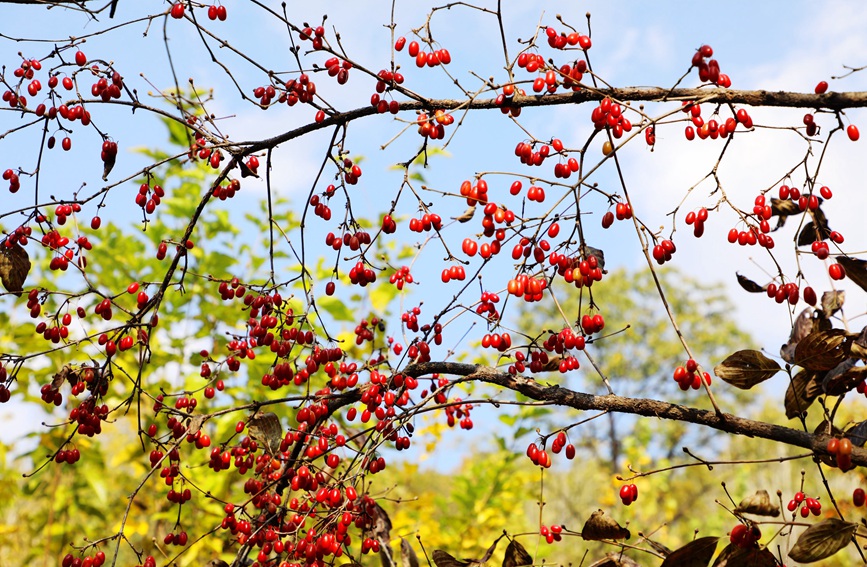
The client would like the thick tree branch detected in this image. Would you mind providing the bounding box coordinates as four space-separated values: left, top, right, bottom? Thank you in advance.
243 87 867 154
403 361 867 466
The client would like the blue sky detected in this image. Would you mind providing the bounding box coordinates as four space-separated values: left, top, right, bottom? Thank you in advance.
2 1 867 457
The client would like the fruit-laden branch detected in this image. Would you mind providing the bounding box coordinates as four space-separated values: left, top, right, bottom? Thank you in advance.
245 87 867 153
403 361 866 466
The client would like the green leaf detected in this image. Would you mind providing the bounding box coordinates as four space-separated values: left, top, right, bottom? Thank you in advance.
788 518 857 563
713 350 781 389
317 296 355 322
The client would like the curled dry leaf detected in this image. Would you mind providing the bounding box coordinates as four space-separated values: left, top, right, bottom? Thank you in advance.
837 256 867 293
659 536 719 567
585 555 640 567
711 544 777 567
583 245 607 273
502 539 532 567
820 290 845 317
797 207 830 247
784 370 822 419
713 350 781 389
246 411 283 455
581 509 630 541
453 205 476 223
793 329 849 372
845 420 867 448
734 490 780 517
735 273 766 293
850 325 867 359
780 308 815 364
788 518 857 563
401 538 419 567
52 365 80 390
432 550 471 567
0 243 31 296
821 359 866 396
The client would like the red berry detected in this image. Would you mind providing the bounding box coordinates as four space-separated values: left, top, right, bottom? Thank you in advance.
170 2 185 19
848 124 860 141
74 51 87 66
815 81 829 94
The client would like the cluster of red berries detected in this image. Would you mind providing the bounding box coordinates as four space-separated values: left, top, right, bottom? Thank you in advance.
370 69 404 114
729 523 761 548
459 178 489 205
672 359 711 390
765 281 808 306
541 524 565 545
440 264 466 283
826 437 854 470
408 212 443 233
651 239 677 265
299 25 326 50
506 274 547 302
380 214 397 234
90 70 123 101
601 202 633 229
526 443 552 468
549 430 576 458
691 44 731 87
557 253 604 289
3 225 31 248
591 98 633 139
309 194 332 221
323 56 352 85
580 312 605 334
619 483 639 505
206 4 227 21
480 331 512 352
388 266 413 290
684 207 709 238
213 178 242 201
54 447 81 464
416 109 454 139
396 37 452 68
283 74 318 107
2 168 20 193
512 236 552 265
62 551 107 567
164 530 189 547
493 83 525 117
475 291 501 321
543 25 592 50
217 277 247 301
786 491 822 517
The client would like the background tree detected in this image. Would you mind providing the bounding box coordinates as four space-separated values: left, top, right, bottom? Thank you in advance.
2 2 867 567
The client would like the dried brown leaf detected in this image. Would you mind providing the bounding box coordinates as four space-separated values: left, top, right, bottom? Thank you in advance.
822 359 867 395
788 518 857 563
401 538 419 567
781 308 815 364
798 220 832 247
735 273 766 293
770 197 800 217
837 256 867 293
433 551 471 567
660 536 719 567
784 370 822 419
453 206 476 223
713 350 781 389
845 421 867 448
820 290 845 317
581 509 630 541
585 555 640 567
794 329 849 371
502 540 532 567
733 490 780 517
0 244 31 295
247 411 283 455
712 544 777 567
